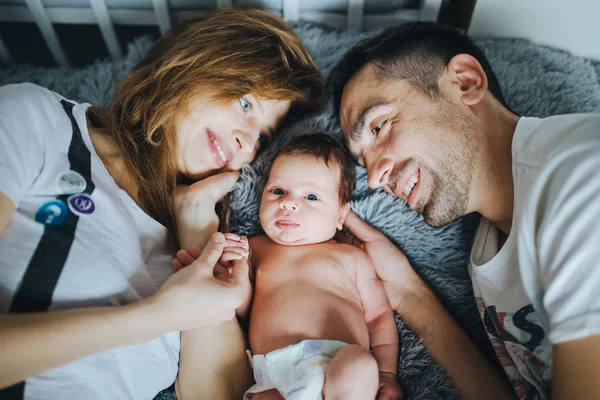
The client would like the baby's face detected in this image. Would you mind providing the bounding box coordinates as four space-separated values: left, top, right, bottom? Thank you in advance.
260 154 349 245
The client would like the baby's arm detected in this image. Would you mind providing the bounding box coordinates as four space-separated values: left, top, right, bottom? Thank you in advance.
352 248 401 395
221 235 253 319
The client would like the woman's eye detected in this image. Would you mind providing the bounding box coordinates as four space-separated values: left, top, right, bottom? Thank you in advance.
306 194 318 201
272 188 284 195
239 97 252 112
372 121 384 136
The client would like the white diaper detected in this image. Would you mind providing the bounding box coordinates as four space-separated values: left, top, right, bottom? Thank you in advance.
243 339 348 400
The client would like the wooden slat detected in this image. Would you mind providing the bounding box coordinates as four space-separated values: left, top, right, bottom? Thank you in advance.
347 0 364 31
23 0 69 67
0 5 421 30
89 0 122 59
151 0 172 35
0 35 16 65
216 0 232 8
420 0 443 21
301 9 420 31
282 0 299 21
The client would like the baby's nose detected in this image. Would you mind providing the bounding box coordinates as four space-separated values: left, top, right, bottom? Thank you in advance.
279 199 299 212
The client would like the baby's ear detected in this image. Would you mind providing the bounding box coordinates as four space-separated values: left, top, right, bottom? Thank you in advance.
337 202 351 230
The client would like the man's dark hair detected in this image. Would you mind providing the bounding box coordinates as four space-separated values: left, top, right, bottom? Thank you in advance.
327 22 507 118
277 134 356 204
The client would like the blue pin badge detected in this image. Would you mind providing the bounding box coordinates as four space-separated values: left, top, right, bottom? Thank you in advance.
35 200 69 226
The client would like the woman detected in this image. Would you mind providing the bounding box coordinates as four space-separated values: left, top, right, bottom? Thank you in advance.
0 8 324 400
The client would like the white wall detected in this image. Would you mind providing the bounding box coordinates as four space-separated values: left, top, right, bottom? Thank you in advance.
469 0 599 61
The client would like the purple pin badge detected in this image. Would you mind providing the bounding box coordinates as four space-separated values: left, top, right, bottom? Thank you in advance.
67 193 95 215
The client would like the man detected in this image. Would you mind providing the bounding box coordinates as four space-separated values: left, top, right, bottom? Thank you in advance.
328 22 600 400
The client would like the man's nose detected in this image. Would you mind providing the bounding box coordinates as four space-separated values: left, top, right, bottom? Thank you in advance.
367 158 394 189
279 197 299 212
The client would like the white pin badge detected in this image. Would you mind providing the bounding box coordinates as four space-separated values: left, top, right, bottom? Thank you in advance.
56 171 86 195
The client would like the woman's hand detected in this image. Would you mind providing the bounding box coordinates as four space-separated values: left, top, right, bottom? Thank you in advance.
176 171 240 249
335 211 431 312
150 232 248 331
172 233 252 317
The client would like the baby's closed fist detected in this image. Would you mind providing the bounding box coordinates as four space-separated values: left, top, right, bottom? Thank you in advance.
219 233 249 266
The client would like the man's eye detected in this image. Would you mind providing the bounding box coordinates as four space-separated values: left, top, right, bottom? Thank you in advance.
239 97 252 112
306 194 318 201
272 188 284 195
372 121 384 136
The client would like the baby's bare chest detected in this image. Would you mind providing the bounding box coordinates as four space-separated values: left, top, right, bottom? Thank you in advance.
254 247 355 286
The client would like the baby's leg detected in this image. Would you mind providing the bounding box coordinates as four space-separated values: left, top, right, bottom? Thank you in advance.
251 389 285 400
323 344 379 400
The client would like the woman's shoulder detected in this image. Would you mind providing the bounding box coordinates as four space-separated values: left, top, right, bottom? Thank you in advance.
1 82 54 99
0 83 81 139
0 83 70 114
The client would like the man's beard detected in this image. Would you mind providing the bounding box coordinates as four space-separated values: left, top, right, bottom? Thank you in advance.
425 103 478 226
422 167 470 226
388 160 470 227
391 100 478 227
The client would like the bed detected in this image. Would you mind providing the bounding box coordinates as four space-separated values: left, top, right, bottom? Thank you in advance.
1 1 600 399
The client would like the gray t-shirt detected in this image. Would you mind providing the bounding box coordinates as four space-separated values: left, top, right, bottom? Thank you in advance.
470 114 600 399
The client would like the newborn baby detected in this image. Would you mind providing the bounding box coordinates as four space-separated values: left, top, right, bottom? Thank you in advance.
175 134 402 399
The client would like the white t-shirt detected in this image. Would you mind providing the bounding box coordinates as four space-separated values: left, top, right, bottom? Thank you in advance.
470 114 600 399
0 83 180 400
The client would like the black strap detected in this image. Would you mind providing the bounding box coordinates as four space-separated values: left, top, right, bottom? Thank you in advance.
2 100 96 399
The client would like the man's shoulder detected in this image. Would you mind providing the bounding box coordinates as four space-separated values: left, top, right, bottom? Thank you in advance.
514 114 600 168
518 114 600 242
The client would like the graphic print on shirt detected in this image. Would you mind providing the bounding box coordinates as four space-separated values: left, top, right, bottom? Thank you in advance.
476 297 552 399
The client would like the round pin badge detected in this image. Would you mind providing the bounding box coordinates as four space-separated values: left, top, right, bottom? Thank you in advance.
56 171 87 195
35 200 69 226
67 193 95 216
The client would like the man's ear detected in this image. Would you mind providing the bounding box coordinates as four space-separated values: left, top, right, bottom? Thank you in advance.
337 202 351 230
442 54 488 106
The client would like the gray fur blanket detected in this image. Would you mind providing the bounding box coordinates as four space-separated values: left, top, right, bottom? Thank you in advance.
2 20 599 400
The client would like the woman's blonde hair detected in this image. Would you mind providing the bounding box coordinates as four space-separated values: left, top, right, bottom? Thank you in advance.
88 8 325 243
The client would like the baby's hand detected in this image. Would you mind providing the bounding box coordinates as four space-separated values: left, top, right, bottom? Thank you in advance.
172 234 249 281
218 233 249 267
377 372 404 400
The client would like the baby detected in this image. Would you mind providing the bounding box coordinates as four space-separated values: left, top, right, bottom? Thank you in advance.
175 134 402 399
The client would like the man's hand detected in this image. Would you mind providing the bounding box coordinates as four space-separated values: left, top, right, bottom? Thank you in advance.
336 211 431 311
377 372 404 400
176 171 239 249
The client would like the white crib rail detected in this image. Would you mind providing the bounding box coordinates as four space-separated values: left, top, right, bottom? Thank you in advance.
0 0 442 67
23 0 69 67
151 0 172 35
89 0 122 60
